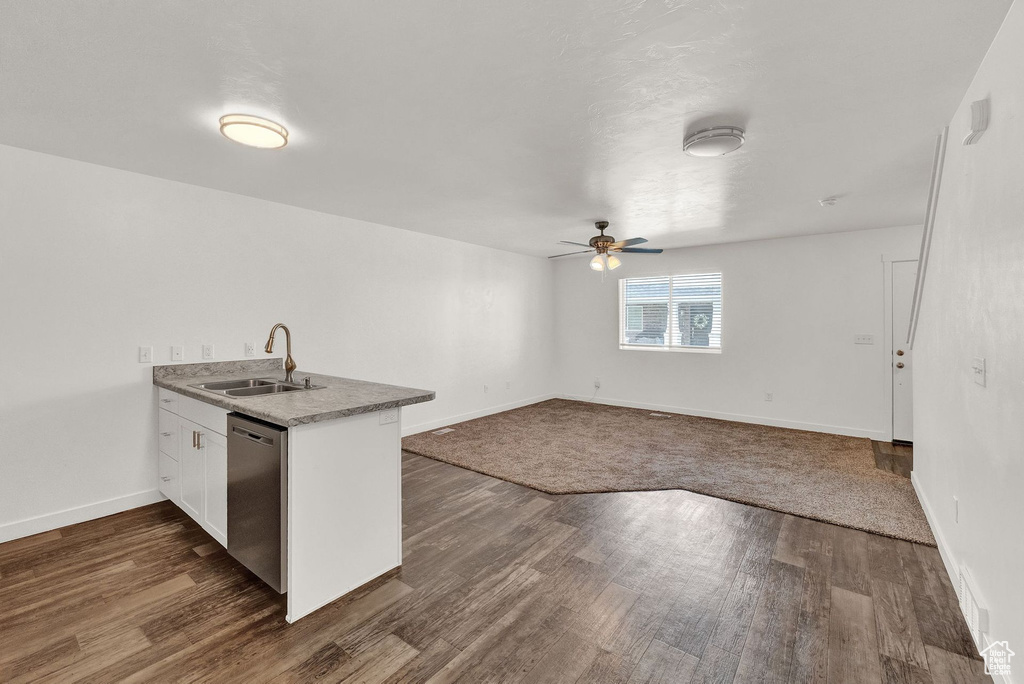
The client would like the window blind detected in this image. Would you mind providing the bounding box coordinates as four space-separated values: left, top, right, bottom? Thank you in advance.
619 273 722 350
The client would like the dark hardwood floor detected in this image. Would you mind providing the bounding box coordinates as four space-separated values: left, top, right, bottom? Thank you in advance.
871 442 914 479
0 451 985 683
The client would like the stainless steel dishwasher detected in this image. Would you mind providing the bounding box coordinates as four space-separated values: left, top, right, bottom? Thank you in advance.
227 413 287 593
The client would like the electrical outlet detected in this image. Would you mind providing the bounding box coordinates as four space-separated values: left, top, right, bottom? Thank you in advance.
202 344 215 360
171 346 184 362
245 341 256 358
379 408 399 425
594 377 601 389
765 392 773 402
483 384 489 393
854 334 875 345
138 346 153 363
506 381 511 390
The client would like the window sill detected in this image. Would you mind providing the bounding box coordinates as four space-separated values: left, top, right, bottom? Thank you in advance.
619 345 722 354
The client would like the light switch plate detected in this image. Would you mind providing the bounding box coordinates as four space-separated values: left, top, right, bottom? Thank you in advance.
202 344 215 360
379 408 399 425
972 357 986 386
138 346 153 363
854 334 875 345
171 346 184 362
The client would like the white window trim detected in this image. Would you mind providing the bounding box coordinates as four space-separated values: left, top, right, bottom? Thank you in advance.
619 344 722 354
618 274 723 353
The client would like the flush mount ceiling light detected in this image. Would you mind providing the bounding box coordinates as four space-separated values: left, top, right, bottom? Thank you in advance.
683 126 745 157
219 114 289 149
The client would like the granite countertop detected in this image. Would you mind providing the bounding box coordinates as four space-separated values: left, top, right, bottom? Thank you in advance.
153 359 435 427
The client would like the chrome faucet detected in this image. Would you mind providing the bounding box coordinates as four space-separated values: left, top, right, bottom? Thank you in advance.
265 323 297 382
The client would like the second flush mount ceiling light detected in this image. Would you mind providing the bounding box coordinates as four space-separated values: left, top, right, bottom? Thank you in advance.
219 114 289 149
683 126 745 157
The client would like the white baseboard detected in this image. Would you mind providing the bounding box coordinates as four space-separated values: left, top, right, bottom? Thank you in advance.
912 473 1015 684
401 393 557 437
0 489 167 544
560 394 888 440
911 471 958 588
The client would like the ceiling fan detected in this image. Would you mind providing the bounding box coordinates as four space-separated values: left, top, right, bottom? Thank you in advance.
549 221 663 271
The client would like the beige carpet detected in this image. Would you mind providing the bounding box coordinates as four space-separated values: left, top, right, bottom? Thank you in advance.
402 399 935 545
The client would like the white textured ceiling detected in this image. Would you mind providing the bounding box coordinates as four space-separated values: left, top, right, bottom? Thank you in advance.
0 1 1011 255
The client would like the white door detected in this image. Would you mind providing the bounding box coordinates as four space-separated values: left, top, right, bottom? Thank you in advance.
892 260 917 442
179 420 204 523
202 429 228 547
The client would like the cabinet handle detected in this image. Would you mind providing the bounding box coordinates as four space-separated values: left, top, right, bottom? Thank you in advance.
192 430 197 448
161 476 171 482
197 432 203 449
161 431 172 437
161 398 173 403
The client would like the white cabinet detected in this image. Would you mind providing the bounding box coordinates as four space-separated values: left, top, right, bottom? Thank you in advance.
158 451 180 505
158 392 229 548
158 409 179 457
179 420 204 522
158 407 180 504
202 429 228 547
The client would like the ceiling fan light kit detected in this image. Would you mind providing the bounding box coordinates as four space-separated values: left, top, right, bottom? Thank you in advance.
550 221 663 273
683 126 745 157
590 253 621 271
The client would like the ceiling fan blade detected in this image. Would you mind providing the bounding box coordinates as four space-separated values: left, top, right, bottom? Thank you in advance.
547 249 594 259
558 240 592 247
608 237 648 248
617 248 663 254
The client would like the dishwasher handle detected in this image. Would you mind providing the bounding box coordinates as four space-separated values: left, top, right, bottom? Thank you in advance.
232 425 275 446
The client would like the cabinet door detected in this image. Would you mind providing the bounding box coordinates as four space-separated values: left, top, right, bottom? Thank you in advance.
179 421 204 523
158 451 180 505
158 408 179 460
201 429 228 547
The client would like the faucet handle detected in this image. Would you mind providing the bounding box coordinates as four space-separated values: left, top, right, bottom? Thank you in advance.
304 376 313 389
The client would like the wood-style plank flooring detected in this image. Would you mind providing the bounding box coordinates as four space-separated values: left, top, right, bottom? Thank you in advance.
871 442 914 479
0 452 986 683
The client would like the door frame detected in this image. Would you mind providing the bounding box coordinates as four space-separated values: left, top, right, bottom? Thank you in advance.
882 256 919 443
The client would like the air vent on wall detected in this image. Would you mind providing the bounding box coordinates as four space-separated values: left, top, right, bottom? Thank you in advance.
958 565 989 648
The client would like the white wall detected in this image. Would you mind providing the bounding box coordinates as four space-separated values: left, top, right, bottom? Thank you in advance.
0 144 555 541
553 226 922 439
913 0 1024 661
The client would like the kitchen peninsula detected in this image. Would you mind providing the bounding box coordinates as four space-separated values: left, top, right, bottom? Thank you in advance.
153 358 434 622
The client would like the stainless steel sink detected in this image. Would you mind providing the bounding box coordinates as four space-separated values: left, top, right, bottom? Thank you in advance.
224 384 307 397
195 378 278 391
191 377 325 397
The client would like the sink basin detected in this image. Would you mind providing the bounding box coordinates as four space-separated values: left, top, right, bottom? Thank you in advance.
195 378 278 391
190 377 326 397
224 384 307 397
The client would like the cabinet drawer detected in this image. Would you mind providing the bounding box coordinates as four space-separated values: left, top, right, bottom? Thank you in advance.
159 451 180 504
158 388 179 413
158 409 179 459
179 395 229 436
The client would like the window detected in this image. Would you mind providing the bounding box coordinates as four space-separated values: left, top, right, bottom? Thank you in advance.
625 305 643 332
619 273 722 351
